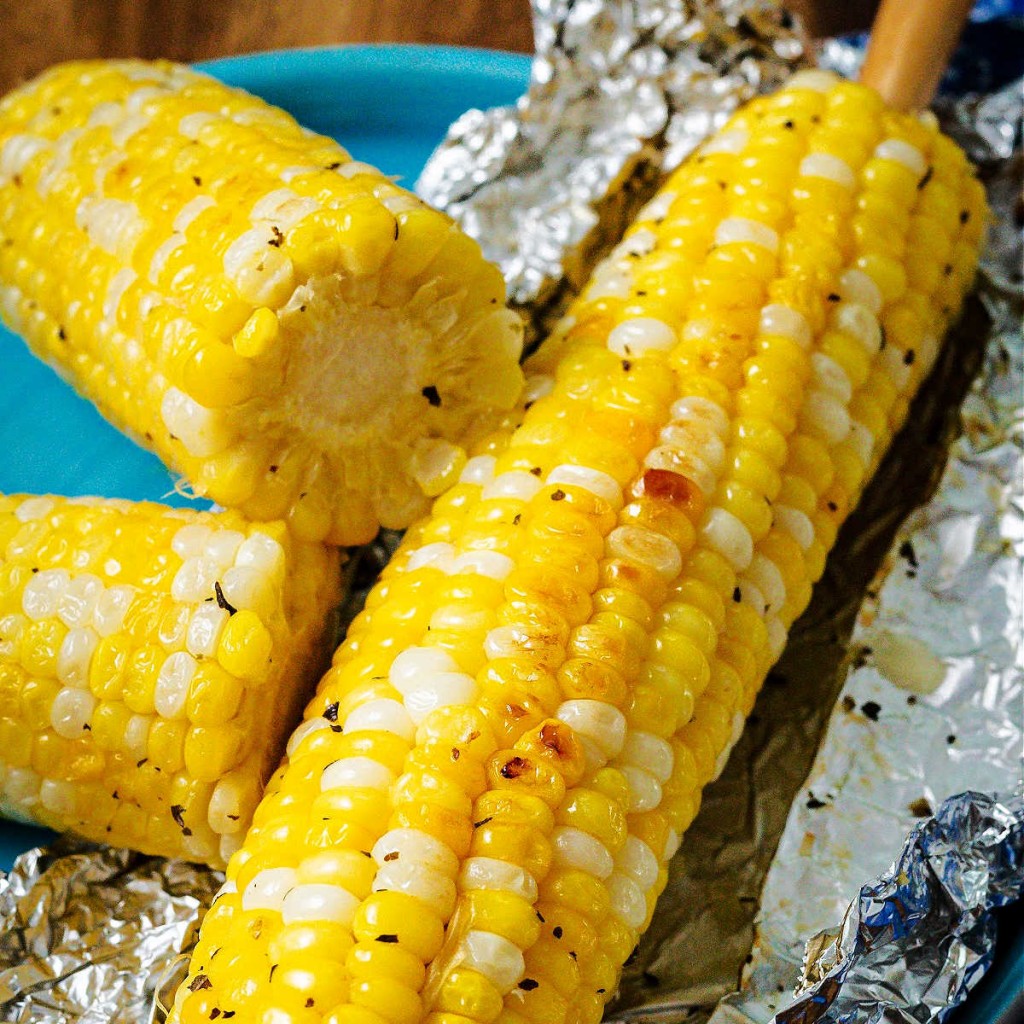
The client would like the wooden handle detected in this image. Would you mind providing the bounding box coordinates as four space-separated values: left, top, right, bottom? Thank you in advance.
859 0 974 112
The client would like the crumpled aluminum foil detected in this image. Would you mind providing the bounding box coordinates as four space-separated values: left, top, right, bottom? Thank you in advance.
2 5 1022 1024
0 839 220 1024
774 791 1024 1023
417 0 805 342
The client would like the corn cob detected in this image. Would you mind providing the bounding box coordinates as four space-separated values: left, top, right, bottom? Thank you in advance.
0 60 524 547
170 70 987 1024
0 493 342 866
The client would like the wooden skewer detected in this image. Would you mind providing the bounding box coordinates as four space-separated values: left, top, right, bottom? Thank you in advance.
859 0 976 112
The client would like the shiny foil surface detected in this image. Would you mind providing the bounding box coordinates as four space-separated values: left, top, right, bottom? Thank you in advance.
417 0 804 341
1 5 1022 1023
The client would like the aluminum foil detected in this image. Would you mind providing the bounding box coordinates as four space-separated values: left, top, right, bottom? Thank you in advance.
773 791 1024 1024
2 5 1023 1023
417 0 805 341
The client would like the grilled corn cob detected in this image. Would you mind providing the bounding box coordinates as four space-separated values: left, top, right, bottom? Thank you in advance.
0 60 524 546
0 493 341 866
170 70 988 1024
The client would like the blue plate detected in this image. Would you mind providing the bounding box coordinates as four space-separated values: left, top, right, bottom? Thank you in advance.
0 43 1018 1022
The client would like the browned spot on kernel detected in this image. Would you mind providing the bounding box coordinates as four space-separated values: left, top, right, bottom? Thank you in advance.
539 721 568 755
635 468 697 505
500 756 529 779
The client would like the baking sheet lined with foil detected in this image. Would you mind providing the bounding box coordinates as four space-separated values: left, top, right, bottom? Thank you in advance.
2 1 1023 1022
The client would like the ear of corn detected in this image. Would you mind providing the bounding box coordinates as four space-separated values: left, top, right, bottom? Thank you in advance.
0 60 524 547
0 492 342 867
170 71 987 1024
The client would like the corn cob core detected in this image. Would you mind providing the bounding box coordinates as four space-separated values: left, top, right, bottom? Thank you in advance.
171 71 987 1024
0 60 525 546
0 493 342 867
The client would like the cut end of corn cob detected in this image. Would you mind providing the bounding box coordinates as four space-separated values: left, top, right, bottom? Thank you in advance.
0 59 525 546
170 70 987 1024
0 493 342 867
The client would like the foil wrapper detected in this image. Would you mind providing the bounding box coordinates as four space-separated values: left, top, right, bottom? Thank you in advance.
774 791 1024 1023
2 5 1023 1023
417 0 805 341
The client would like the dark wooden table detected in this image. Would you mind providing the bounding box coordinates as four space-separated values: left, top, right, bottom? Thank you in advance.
0 0 535 95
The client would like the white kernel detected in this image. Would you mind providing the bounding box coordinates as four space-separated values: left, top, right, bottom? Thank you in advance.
0 133 48 177
103 268 136 325
373 861 456 917
401 671 478 724
736 578 767 615
4 768 41 813
148 233 185 283
404 542 456 573
881 343 913 393
172 195 216 234
223 226 295 307
587 265 633 300
458 858 538 901
607 317 676 357
219 565 275 619
547 464 623 508
746 553 787 613
811 352 853 403
663 828 683 860
343 698 416 741
160 387 233 458
14 496 54 523
615 836 659 889
760 303 812 348
606 525 682 581
186 603 229 658
39 779 77 817
802 389 851 444
57 626 99 688
607 872 647 930
701 129 749 155
551 826 614 879
481 471 544 502
773 505 814 551
848 421 876 466
918 334 940 373
832 301 882 352
281 883 359 926
669 396 730 437
620 765 662 812
373 828 459 877
459 455 497 485
659 421 726 473
767 615 788 661
250 188 318 232
715 216 779 253
700 508 754 571
171 556 219 603
285 717 331 758
389 646 460 689
279 165 320 183
234 533 286 580
556 699 627 761
874 138 928 177
800 152 856 190
787 69 839 92
450 550 515 580
50 687 96 739
22 569 69 620
456 931 526 995
178 111 217 139
638 190 676 221
619 732 673 783
37 127 83 197
523 374 554 404
154 651 196 719
242 867 297 912
206 529 245 569
125 714 150 757
335 160 379 178
74 196 144 259
837 268 883 316
110 111 150 148
172 524 213 559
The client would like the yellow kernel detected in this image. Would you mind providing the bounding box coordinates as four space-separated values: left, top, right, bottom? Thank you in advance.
218 610 273 682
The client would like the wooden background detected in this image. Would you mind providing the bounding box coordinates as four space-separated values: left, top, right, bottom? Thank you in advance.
0 1 879 97
0 0 535 95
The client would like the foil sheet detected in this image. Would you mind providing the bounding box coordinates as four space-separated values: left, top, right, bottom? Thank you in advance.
774 791 1024 1024
2 5 1023 1023
417 0 805 341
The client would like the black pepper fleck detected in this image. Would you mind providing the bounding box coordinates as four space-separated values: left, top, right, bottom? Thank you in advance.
861 701 882 722
421 385 441 407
